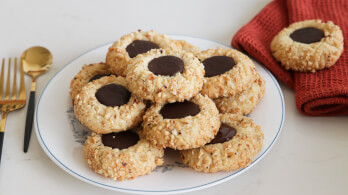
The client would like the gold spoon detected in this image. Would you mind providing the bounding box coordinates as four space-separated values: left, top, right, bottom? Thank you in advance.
22 46 53 153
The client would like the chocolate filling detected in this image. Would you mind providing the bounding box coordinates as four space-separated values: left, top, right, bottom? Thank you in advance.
290 27 324 44
126 40 160 58
102 131 140 149
89 73 113 82
208 123 237 145
148 56 184 76
202 56 235 77
160 100 200 119
95 84 131 107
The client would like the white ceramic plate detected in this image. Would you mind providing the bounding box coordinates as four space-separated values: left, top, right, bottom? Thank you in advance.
35 35 284 194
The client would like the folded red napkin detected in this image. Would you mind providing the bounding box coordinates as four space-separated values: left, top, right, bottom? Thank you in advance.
232 0 348 116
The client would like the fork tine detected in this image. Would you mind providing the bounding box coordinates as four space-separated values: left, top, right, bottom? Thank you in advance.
19 57 26 100
4 58 11 100
0 58 5 99
11 58 17 100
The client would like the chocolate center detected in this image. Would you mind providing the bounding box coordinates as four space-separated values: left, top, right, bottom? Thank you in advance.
89 73 113 82
202 56 235 77
290 27 324 44
148 56 184 76
126 40 160 58
160 100 200 119
102 131 140 149
208 123 237 145
95 84 131 107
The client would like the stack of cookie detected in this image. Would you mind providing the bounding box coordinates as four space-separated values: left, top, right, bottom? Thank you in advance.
70 30 265 181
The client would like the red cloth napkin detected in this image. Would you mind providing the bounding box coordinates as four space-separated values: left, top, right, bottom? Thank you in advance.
232 0 348 116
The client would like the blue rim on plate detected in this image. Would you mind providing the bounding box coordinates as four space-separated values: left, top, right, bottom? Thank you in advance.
35 35 285 194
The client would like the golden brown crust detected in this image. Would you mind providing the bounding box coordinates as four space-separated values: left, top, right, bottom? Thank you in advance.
271 19 344 72
126 49 205 103
74 76 146 134
175 40 201 56
180 114 264 173
214 73 265 115
70 62 112 101
84 130 164 181
143 94 220 150
198 47 258 99
106 30 181 76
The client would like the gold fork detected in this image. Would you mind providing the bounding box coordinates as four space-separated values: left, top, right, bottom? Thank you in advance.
0 58 26 165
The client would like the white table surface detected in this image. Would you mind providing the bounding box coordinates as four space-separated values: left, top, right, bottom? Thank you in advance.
0 0 347 194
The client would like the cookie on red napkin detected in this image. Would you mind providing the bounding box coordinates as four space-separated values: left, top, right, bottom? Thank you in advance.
232 0 348 116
